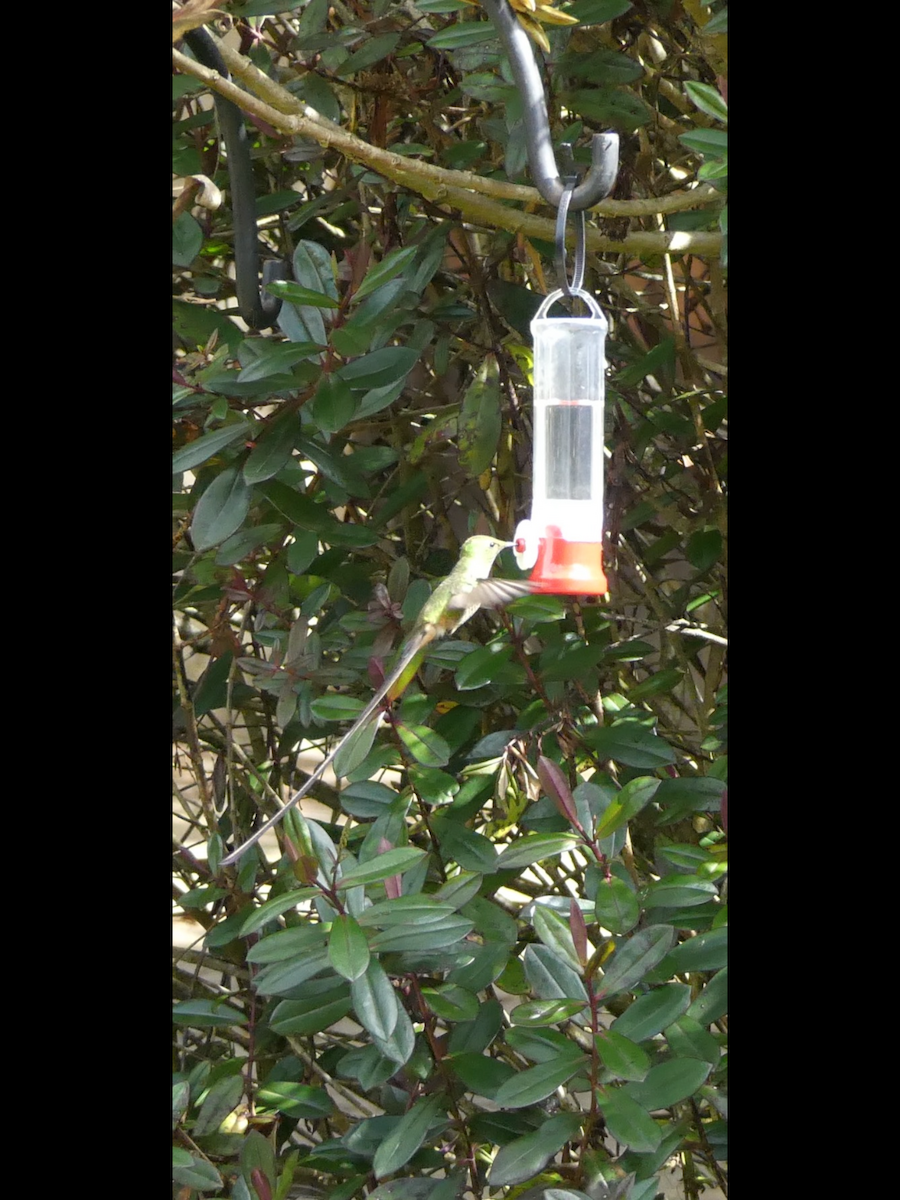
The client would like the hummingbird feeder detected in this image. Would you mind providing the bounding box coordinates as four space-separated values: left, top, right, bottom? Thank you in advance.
477 0 619 596
513 283 610 594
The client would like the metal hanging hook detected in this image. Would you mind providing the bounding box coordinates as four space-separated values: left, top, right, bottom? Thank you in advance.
555 171 586 298
480 0 619 211
182 28 288 331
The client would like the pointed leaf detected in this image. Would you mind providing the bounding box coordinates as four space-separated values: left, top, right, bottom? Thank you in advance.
598 926 676 997
597 1088 661 1153
593 874 640 935
594 1029 651 1081
685 81 728 122
533 904 582 972
487 1112 582 1187
588 723 676 769
353 245 418 303
172 999 248 1027
336 846 427 888
594 777 660 839
242 409 298 484
190 466 252 551
509 998 587 1026
625 1058 712 1109
333 714 381 778
495 833 578 871
458 355 502 475
173 421 251 475
351 957 399 1041
328 913 370 981
395 721 452 767
373 1093 446 1179
611 983 692 1042
193 1073 243 1136
264 280 340 308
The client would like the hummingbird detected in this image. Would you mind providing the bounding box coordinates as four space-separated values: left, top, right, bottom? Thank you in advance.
219 536 531 867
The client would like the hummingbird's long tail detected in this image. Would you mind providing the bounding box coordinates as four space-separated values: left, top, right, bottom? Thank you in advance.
218 630 432 867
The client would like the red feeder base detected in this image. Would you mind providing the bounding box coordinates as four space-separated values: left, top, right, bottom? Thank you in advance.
522 527 608 595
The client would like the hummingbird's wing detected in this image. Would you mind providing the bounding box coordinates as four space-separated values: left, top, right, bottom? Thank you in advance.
450 578 534 610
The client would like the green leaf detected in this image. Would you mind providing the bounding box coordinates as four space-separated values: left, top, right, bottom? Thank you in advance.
309 694 367 721
678 128 728 158
190 466 252 551
599 926 676 997
333 715 381 777
173 1079 191 1127
245 923 327 964
625 1058 712 1109
242 409 299 484
308 373 358 433
172 1000 248 1027
239 1129 276 1193
237 341 323 383
432 819 497 873
369 913 475 952
395 721 452 767
408 765 458 806
458 355 502 475
264 280 341 308
427 22 498 51
593 874 640 934
256 1082 334 1119
193 1073 243 1136
373 1093 446 1179
510 998 587 1026
687 967 727 1024
342 31 402 76
447 1051 516 1097
666 925 727 971
594 777 661 839
494 1056 592 1108
328 913 370 981
644 876 719 909
523 944 589 1004
664 1015 720 1065
270 980 353 1034
686 528 723 572
558 87 651 131
568 0 633 22
587 722 676 769
421 984 479 1022
611 983 692 1042
685 81 728 123
351 957 399 1041
597 1088 661 1153
353 245 419 302
239 889 318 936
533 904 582 972
173 212 202 266
172 421 250 475
336 846 427 888
595 1029 651 1081
495 833 578 870
252 947 332 996
487 1112 583 1187
356 895 458 928
336 346 419 390
172 1152 222 1191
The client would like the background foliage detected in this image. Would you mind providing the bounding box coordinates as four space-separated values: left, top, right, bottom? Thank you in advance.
173 1 727 1197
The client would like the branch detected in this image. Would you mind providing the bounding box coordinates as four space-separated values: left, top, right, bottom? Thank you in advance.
172 41 723 259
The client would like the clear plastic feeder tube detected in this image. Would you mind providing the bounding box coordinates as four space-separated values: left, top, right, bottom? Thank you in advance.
532 290 607 536
514 288 609 593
